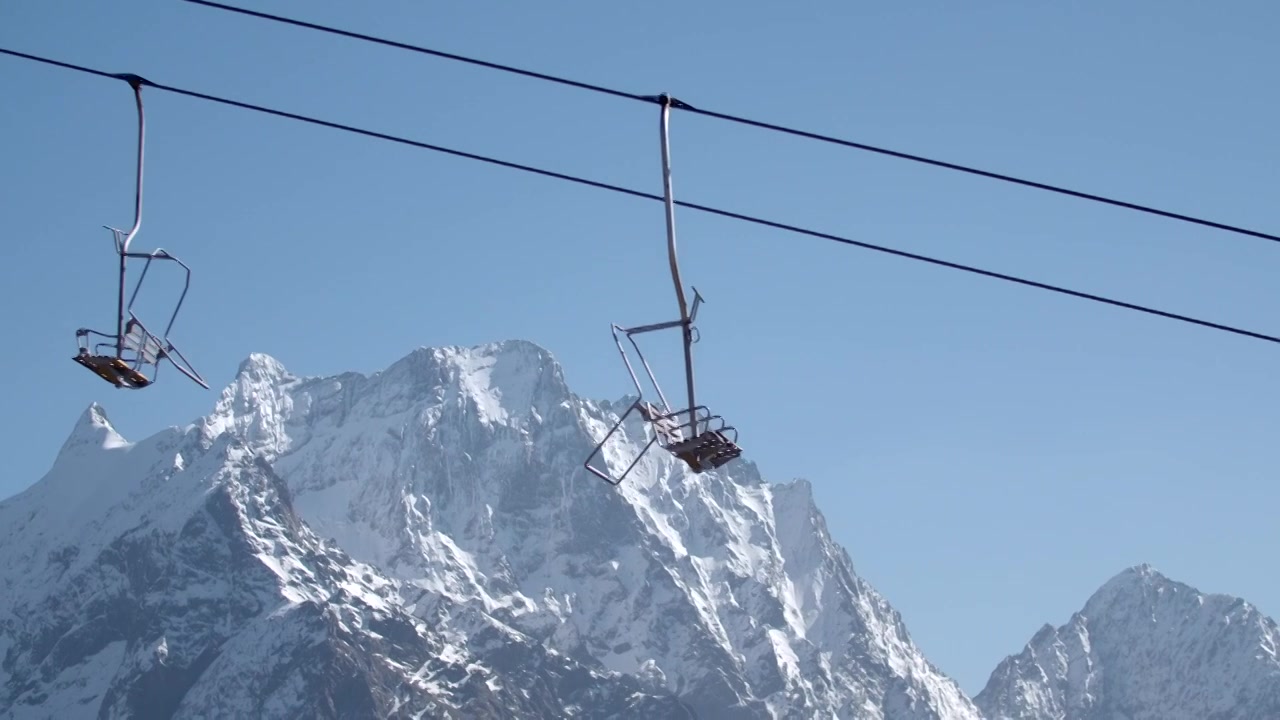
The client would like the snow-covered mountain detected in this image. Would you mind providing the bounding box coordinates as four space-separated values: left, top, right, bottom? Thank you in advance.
0 339 980 718
0 402 690 718
975 564 1280 720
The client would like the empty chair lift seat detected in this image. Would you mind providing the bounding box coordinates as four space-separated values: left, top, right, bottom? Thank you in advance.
73 319 162 389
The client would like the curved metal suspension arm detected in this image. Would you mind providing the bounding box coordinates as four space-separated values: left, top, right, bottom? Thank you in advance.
657 94 698 426
659 94 688 322
120 75 145 254
113 75 146 357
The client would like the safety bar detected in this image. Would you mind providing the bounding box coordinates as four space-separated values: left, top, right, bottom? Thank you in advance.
582 397 663 486
583 318 684 486
610 322 674 417
162 338 210 389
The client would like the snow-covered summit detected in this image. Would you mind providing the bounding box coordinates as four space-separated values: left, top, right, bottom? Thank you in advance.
975 564 1280 720
53 401 129 456
200 340 569 460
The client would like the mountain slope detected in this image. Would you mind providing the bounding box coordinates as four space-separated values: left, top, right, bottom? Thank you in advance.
975 564 1280 720
0 403 691 718
198 340 982 719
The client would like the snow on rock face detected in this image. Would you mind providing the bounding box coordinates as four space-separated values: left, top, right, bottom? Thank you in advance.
203 340 981 719
975 564 1280 720
0 395 692 719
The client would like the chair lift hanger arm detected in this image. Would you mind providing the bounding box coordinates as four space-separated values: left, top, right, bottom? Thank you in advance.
658 94 698 426
117 75 147 253
115 75 146 358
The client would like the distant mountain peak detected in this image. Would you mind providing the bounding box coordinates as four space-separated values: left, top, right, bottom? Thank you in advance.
56 401 130 457
1101 562 1160 587
1080 563 1242 622
236 351 292 379
977 564 1280 720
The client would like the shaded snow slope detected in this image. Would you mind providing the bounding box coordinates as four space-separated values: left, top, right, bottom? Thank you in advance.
199 340 981 719
976 564 1280 720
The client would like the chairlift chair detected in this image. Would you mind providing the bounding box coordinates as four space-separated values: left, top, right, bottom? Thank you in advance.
72 75 208 391
584 94 743 486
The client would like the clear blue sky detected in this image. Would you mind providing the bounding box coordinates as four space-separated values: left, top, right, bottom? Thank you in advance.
3 0 1278 695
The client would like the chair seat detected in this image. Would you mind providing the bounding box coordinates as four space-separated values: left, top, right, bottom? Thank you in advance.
668 429 743 472
73 353 152 389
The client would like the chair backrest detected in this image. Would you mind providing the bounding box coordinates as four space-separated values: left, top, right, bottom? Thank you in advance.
123 319 162 364
639 401 685 444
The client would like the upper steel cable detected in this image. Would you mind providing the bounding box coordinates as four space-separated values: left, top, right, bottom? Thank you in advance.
183 0 1280 246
